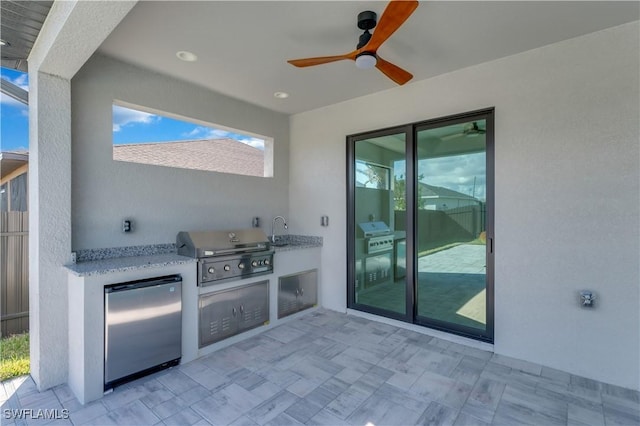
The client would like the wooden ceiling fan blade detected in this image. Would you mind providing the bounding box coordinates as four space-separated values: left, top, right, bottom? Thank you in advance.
365 0 419 52
376 56 413 85
287 51 356 67
441 132 465 141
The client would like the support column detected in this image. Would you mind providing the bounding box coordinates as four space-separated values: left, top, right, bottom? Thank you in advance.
28 71 72 390
27 0 138 392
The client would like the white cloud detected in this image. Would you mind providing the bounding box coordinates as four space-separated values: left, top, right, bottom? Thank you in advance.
206 128 234 139
0 92 28 109
183 126 265 150
0 73 29 109
183 126 229 139
184 127 204 137
0 73 29 105
1 73 28 91
419 152 487 200
240 138 265 149
11 74 28 91
112 105 160 132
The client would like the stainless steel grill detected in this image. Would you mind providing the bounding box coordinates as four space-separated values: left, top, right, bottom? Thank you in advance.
358 221 392 238
177 229 274 286
358 221 394 254
357 221 395 288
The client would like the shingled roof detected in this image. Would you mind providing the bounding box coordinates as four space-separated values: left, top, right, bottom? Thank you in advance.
419 182 478 200
113 138 264 177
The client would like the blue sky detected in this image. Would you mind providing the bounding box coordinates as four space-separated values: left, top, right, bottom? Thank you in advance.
1 67 29 152
0 66 264 152
112 104 264 149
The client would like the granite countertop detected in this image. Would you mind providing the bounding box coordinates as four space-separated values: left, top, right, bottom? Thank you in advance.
271 235 323 252
65 235 321 277
65 253 196 277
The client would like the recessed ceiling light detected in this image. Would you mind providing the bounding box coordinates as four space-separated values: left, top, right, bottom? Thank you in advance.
176 51 198 62
274 92 289 99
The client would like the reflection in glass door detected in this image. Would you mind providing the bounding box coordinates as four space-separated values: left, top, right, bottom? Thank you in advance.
415 118 492 339
351 131 408 317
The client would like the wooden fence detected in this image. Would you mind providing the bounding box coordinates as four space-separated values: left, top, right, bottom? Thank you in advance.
1 211 29 337
395 204 485 251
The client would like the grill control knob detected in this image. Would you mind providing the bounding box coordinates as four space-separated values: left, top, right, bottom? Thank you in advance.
238 263 245 269
264 259 270 266
224 265 231 271
251 260 259 267
208 267 215 274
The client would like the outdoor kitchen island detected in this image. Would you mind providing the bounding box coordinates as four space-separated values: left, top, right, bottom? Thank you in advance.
64 236 321 404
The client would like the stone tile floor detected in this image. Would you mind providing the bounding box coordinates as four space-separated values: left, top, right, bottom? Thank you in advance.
1 309 639 425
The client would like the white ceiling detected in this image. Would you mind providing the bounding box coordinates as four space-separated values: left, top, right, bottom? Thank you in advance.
98 1 639 115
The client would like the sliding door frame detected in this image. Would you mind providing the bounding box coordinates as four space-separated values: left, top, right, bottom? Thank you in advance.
347 107 494 343
347 124 414 323
413 108 495 342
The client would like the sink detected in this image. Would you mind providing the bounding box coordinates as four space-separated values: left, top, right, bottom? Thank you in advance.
271 236 289 247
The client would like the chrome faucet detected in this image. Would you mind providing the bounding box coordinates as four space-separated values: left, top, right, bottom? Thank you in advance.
271 216 288 243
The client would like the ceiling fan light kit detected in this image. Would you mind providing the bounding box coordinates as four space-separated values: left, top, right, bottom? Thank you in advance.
287 0 419 85
355 53 377 69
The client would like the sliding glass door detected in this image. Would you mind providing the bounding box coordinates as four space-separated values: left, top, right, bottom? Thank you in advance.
348 110 494 341
414 116 493 340
348 127 410 320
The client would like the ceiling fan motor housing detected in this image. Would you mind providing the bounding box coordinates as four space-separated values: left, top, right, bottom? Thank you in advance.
357 11 377 30
357 11 377 49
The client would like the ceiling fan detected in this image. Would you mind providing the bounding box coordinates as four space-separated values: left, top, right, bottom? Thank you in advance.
463 122 486 136
287 0 419 85
441 122 487 141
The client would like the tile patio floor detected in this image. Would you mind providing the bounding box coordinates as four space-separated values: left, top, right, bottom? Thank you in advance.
1 309 639 426
358 244 488 326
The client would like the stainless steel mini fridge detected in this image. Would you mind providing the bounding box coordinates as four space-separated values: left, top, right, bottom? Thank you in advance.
104 275 182 391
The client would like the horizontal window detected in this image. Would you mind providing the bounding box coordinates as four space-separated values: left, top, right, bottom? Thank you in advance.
112 102 273 177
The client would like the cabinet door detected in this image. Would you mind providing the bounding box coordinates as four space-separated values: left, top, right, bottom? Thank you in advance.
199 288 239 347
298 269 318 310
237 280 269 332
278 269 318 318
278 275 301 318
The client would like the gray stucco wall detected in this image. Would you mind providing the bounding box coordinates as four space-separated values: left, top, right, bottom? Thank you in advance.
71 54 290 250
289 22 640 390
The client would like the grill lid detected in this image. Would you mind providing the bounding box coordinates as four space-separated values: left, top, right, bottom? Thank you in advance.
177 228 271 258
358 221 392 237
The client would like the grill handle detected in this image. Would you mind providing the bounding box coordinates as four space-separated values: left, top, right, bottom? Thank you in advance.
201 245 269 257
